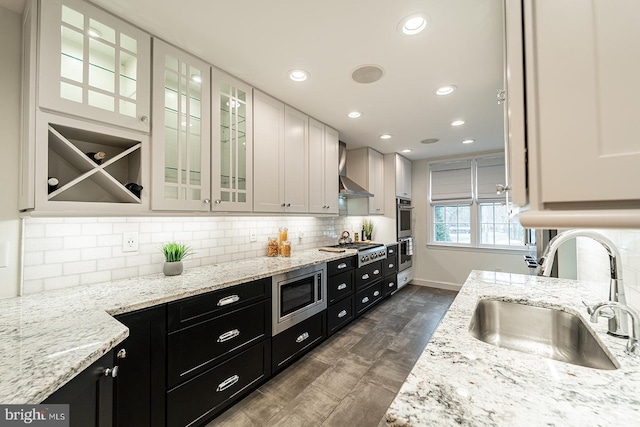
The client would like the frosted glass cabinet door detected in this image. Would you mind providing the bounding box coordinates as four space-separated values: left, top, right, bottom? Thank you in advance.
151 39 211 211
211 69 253 212
38 0 151 132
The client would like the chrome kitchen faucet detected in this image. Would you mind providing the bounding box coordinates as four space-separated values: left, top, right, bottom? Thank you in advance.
537 230 629 338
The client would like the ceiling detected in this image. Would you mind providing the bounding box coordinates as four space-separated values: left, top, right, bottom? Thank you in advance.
4 0 505 161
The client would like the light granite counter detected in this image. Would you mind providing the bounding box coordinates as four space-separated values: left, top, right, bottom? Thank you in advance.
0 248 356 405
386 270 640 426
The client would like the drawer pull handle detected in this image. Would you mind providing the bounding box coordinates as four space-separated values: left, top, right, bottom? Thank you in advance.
389 282 395 288
373 269 380 275
362 296 369 303
389 249 394 255
337 283 347 291
362 274 370 280
338 309 347 318
388 264 394 269
296 332 310 343
217 329 240 343
337 262 347 269
373 290 380 297
216 374 240 392
217 295 240 306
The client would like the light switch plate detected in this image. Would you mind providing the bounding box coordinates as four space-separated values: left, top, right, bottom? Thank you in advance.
0 241 8 268
122 232 138 252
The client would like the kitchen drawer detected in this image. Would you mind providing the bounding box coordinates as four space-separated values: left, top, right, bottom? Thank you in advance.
355 260 383 290
168 277 270 332
167 299 270 388
272 311 325 373
355 281 384 316
327 295 355 336
383 274 398 297
166 339 271 427
386 243 398 257
327 256 356 276
327 270 354 304
383 255 398 277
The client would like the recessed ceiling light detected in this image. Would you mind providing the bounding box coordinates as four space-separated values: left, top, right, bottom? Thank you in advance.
451 120 465 126
347 111 362 119
399 14 427 35
420 138 439 144
435 85 457 96
379 134 392 140
289 69 309 82
191 74 202 83
402 149 412 153
88 28 101 38
462 139 475 144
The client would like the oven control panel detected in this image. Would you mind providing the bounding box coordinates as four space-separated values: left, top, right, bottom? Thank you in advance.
358 246 387 268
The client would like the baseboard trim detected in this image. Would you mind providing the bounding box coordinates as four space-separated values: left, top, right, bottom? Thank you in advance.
410 278 462 291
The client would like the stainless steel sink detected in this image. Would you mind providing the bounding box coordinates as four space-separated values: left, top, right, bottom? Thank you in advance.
469 299 619 370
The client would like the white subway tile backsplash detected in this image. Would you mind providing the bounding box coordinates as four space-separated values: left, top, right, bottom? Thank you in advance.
22 215 366 295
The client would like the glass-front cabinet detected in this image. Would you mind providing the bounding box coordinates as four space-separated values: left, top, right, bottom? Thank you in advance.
151 39 211 211
38 0 151 132
211 69 253 212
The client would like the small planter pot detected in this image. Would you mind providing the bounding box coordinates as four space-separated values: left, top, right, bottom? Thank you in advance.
163 261 184 276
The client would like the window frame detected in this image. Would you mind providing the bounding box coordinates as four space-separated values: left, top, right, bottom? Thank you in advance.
428 153 528 252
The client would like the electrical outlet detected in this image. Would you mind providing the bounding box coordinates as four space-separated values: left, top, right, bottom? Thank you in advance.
298 229 304 239
249 229 257 242
122 232 138 252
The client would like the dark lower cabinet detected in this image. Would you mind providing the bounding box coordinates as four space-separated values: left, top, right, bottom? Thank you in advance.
43 350 115 427
113 305 167 427
166 339 271 427
383 274 398 297
272 311 325 373
327 295 355 335
355 280 384 315
355 261 383 290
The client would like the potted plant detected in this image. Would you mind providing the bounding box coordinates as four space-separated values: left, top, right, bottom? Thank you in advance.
363 219 374 241
160 242 194 276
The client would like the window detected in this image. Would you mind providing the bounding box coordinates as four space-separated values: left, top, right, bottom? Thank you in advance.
430 155 526 249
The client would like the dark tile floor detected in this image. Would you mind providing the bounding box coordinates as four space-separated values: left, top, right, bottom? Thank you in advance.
208 285 457 426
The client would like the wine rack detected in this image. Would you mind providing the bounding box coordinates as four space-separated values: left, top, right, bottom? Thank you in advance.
34 111 148 212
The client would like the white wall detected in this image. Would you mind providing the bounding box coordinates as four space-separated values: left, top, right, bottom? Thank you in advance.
411 159 529 289
0 7 23 298
575 230 640 312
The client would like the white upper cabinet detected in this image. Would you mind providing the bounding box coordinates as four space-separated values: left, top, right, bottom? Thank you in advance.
505 0 640 228
211 69 253 212
395 154 411 200
151 39 211 211
38 0 151 132
347 147 385 215
253 90 309 213
309 119 339 214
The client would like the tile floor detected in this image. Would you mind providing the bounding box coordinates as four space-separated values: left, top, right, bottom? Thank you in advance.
208 284 457 426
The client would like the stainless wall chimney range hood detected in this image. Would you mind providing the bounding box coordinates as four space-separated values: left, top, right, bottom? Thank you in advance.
339 141 373 198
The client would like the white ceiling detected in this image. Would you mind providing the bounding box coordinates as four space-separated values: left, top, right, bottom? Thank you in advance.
4 0 505 161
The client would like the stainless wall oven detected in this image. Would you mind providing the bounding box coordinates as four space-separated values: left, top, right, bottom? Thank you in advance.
272 264 327 335
397 198 413 238
398 237 413 271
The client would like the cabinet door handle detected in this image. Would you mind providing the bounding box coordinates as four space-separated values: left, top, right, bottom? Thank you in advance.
216 374 240 392
103 366 119 378
373 269 380 275
362 296 369 303
286 203 291 207
388 264 394 269
389 282 395 288
337 262 347 269
217 329 240 343
362 273 369 280
140 115 149 123
373 290 380 297
217 295 240 306
337 283 347 290
388 249 394 255
281 203 286 207
338 309 347 318
296 332 310 343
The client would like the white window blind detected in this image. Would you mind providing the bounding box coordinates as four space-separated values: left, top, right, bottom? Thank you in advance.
476 157 506 201
430 160 472 203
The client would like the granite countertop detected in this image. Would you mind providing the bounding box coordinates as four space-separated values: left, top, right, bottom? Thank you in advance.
0 248 356 405
386 270 640 426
